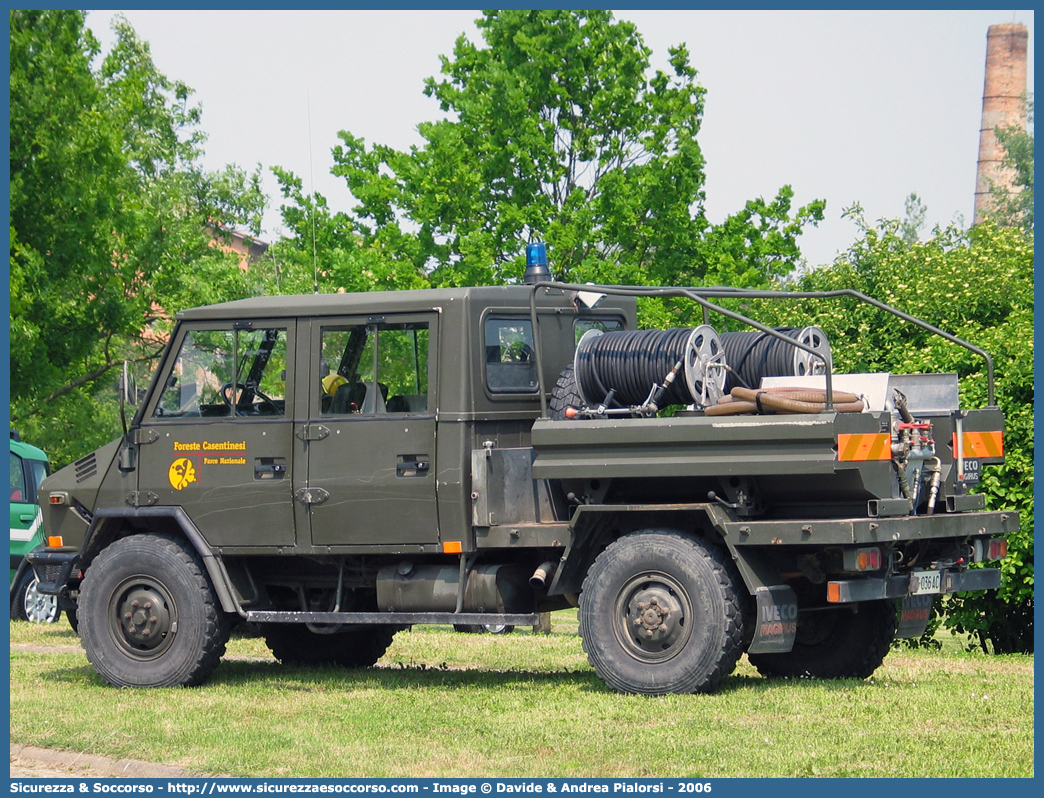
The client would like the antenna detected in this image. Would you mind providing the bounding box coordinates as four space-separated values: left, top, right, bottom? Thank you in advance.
307 89 318 294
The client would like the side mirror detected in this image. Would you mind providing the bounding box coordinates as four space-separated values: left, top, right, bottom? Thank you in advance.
119 361 138 408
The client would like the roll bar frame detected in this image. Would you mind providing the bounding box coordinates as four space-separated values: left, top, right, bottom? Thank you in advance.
528 282 996 417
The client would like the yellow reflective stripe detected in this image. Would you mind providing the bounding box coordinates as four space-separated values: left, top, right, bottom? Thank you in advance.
837 433 891 461
954 431 1004 459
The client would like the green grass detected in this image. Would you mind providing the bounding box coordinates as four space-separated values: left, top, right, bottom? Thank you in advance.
9 614 1034 778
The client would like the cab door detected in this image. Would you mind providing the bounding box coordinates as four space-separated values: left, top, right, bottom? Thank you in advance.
298 314 438 547
137 321 297 548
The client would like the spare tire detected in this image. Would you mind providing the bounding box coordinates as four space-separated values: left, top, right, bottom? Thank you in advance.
549 365 584 420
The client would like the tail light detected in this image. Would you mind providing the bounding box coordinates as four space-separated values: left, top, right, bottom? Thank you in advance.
844 546 883 572
987 538 1008 561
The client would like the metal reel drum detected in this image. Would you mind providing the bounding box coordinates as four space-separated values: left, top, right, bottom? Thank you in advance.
573 328 604 407
792 326 831 378
683 325 727 407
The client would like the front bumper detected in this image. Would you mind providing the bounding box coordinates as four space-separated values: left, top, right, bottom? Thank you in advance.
25 549 78 596
827 566 1001 604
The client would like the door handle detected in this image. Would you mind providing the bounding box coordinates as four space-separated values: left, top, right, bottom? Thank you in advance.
254 458 287 480
19 514 36 523
396 461 430 476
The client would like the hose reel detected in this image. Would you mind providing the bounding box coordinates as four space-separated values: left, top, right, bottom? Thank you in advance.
720 326 831 391
569 323 832 416
574 327 727 410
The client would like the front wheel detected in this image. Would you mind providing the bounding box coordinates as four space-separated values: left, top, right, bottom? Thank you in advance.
579 530 749 695
23 576 60 624
747 600 896 680
78 534 230 688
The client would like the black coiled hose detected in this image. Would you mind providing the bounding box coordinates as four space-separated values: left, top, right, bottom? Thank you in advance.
720 328 814 391
575 329 696 407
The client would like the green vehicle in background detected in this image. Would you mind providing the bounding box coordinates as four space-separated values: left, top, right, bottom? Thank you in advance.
9 430 60 624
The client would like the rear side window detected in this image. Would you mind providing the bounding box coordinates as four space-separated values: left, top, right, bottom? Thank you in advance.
484 318 537 394
320 322 430 415
575 317 624 343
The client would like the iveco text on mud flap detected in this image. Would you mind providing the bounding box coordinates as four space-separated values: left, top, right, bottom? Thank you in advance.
30 272 1014 694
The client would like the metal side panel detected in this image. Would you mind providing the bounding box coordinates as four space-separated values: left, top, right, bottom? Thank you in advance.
531 413 884 480
471 447 556 526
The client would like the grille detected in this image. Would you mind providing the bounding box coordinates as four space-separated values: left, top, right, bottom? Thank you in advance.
74 453 97 483
38 563 64 583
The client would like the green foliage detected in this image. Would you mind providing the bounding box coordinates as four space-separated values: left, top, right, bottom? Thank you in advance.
9 11 267 465
987 98 1033 234
765 212 1033 653
258 168 429 296
318 10 822 290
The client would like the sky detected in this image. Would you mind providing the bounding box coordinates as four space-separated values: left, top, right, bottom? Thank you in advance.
87 9 1034 269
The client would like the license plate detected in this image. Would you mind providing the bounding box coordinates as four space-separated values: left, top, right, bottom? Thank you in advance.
912 570 942 594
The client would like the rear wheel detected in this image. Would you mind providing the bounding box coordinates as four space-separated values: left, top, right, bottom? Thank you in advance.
579 530 748 695
78 534 230 687
747 600 896 680
264 624 398 668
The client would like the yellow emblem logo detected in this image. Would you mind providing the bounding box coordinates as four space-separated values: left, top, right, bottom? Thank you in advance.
168 458 197 491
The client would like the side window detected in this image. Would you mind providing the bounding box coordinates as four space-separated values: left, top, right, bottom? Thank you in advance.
154 327 288 418
320 322 429 415
575 317 624 344
485 318 537 393
10 453 26 503
27 460 48 499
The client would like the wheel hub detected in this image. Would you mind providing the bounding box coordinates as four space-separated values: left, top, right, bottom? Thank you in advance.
616 573 691 662
115 584 172 652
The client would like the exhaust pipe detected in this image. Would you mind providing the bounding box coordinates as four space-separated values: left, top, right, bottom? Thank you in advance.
530 561 558 589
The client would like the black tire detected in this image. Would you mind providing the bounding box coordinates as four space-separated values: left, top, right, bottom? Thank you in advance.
549 364 584 420
264 624 398 668
11 570 32 621
747 600 896 680
65 601 79 634
579 530 749 695
78 534 231 688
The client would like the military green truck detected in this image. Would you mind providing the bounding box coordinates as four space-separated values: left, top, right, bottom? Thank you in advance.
29 276 1015 694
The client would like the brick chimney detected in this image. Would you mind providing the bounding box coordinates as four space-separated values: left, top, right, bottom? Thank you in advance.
973 23 1029 225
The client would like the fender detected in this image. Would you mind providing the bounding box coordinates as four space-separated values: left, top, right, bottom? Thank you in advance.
76 506 243 616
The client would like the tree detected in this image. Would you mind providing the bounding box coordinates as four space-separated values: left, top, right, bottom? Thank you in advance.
764 210 1033 653
988 98 1033 234
10 11 267 466
257 168 429 296
326 10 823 290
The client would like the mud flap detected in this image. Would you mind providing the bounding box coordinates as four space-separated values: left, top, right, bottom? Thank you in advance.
748 585 798 654
895 594 934 639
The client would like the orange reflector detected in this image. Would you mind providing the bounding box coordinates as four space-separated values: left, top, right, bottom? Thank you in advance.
953 431 1004 459
49 495 62 505
442 541 463 554
47 536 64 548
837 433 891 461
827 582 841 603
